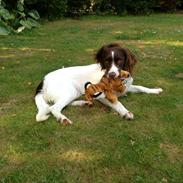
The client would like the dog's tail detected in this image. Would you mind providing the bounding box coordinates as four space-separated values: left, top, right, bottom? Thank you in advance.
35 81 50 122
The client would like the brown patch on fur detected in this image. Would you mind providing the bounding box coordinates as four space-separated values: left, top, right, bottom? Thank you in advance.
62 119 72 125
124 48 138 74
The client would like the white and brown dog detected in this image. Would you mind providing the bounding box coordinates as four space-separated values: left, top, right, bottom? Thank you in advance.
35 43 163 124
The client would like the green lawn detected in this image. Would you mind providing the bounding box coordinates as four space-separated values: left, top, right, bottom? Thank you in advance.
0 14 183 183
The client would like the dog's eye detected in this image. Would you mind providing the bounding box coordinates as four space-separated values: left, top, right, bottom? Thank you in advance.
116 59 123 66
105 60 111 66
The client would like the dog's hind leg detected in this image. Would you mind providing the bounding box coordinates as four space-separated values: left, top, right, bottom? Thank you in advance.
35 93 50 122
49 93 79 125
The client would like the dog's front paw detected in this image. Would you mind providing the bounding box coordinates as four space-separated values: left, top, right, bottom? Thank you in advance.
59 118 73 125
153 88 163 94
123 112 134 120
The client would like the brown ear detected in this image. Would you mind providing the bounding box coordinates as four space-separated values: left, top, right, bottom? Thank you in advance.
94 45 107 69
124 48 138 74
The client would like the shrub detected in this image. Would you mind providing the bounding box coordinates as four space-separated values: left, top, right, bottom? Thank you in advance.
1 0 183 36
0 0 40 35
25 0 67 20
111 0 155 15
154 0 182 12
93 0 115 15
66 0 87 17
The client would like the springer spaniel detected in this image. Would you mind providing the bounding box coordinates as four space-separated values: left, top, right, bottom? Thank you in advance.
35 43 163 124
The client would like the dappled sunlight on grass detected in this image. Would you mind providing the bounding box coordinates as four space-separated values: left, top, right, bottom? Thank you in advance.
6 154 25 167
0 47 54 61
60 149 102 162
0 47 54 52
142 40 183 46
112 31 123 34
0 54 15 59
119 40 183 47
0 144 26 174
85 48 94 52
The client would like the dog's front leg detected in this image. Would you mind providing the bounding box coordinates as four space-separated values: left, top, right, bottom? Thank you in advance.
98 98 134 120
127 85 163 94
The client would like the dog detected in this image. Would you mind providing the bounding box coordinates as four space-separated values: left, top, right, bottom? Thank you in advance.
35 43 163 124
84 70 130 106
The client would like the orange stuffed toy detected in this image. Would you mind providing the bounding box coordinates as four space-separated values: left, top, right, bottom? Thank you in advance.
85 70 130 106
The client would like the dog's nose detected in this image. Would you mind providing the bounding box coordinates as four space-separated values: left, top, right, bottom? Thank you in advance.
108 72 116 78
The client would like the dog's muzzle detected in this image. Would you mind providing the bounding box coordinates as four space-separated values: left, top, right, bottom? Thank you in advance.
108 72 117 79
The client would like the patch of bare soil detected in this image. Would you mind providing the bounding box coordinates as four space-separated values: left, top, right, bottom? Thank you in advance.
175 73 183 79
160 143 183 163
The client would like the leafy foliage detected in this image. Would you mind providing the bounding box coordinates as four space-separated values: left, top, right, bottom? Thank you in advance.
1 0 183 35
154 0 183 12
0 0 40 35
28 0 67 20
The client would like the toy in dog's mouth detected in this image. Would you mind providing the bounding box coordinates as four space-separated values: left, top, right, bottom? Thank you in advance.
93 92 102 98
120 77 126 81
84 69 131 106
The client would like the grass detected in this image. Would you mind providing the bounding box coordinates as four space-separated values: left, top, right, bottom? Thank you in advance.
0 14 183 183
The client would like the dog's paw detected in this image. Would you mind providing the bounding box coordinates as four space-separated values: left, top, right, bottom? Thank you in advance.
123 112 134 120
36 114 50 122
150 88 163 95
60 118 73 125
154 88 163 94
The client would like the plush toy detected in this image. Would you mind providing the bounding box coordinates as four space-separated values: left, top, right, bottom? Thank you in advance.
85 70 130 106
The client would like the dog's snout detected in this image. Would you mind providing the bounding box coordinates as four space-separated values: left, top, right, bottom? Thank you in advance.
108 72 116 78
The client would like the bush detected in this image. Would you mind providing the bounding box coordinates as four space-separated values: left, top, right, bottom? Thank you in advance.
18 0 183 20
96 0 182 15
24 0 67 20
0 0 40 35
110 0 155 15
154 0 182 12
25 0 90 19
93 0 115 15
1 0 183 35
66 0 89 17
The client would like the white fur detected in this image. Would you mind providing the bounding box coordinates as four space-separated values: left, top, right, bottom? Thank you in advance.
35 63 163 123
107 51 119 77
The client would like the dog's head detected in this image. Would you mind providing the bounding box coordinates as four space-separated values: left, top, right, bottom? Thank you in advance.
95 43 137 78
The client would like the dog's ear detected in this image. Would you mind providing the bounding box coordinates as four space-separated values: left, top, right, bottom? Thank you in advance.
95 45 107 69
124 48 138 74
